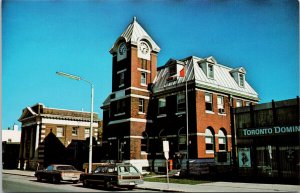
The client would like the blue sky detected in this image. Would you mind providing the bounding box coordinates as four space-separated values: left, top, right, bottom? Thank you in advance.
2 0 299 130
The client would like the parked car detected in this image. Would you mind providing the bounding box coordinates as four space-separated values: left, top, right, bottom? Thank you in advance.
80 163 144 190
35 164 83 184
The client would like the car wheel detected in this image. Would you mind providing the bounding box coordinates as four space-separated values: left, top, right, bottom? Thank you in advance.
52 176 59 184
104 181 112 189
72 180 78 184
127 185 135 190
37 175 42 182
83 179 89 187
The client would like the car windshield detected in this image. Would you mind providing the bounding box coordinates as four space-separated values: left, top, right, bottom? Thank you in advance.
118 166 139 174
56 166 76 170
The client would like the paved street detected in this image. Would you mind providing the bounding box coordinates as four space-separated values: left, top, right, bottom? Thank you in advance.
2 174 152 192
2 170 300 192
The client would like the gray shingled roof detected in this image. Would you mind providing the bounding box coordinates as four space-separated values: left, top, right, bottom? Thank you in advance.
110 17 160 53
153 56 259 101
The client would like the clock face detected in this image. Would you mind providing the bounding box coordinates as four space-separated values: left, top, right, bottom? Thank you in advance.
118 43 127 55
139 41 149 54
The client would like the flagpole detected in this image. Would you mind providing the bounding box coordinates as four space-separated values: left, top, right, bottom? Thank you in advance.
185 64 189 175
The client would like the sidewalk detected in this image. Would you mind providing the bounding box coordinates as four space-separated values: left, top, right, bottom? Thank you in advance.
3 169 299 192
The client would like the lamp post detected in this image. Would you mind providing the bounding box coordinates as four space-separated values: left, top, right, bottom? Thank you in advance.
56 71 94 173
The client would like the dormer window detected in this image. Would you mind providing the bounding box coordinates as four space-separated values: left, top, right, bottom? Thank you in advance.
199 56 216 79
207 64 214 79
239 73 245 87
230 67 246 88
169 65 177 76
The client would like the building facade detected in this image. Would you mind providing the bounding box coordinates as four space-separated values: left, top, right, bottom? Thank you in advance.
2 123 21 143
101 17 259 173
18 103 101 170
2 123 21 169
233 97 299 183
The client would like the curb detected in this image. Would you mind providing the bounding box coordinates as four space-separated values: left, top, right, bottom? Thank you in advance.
3 172 35 177
136 186 185 192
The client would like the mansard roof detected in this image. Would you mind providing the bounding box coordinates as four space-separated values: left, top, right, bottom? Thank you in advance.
153 56 259 101
110 17 160 54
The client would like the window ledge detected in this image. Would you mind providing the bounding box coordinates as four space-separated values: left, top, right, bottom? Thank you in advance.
115 112 125 117
218 113 227 116
205 150 215 154
138 112 145 115
176 112 186 116
205 110 214 114
157 114 167 118
140 84 147 87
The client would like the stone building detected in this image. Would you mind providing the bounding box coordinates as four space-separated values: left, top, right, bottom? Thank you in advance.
101 17 259 173
18 103 101 170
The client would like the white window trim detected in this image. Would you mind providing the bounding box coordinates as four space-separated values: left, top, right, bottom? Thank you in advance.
207 63 214 79
175 112 186 115
139 98 144 113
157 114 167 118
141 72 147 86
137 68 151 73
114 112 126 117
117 69 127 74
205 93 213 112
72 127 78 136
239 73 245 87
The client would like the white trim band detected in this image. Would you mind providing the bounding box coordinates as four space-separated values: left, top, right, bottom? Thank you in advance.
108 118 153 125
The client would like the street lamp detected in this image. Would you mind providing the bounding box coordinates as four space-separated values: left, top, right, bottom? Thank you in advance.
56 71 94 173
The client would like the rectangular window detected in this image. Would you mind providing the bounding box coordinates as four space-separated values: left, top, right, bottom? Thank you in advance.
116 100 126 114
158 98 166 115
236 100 242 107
72 127 78 136
84 128 90 138
141 72 147 85
141 59 147 69
205 136 214 152
245 101 251 106
56 127 64 138
139 98 144 113
207 64 214 79
177 93 186 112
119 72 124 86
169 65 177 76
239 73 245 87
205 93 213 111
219 137 226 151
217 96 225 114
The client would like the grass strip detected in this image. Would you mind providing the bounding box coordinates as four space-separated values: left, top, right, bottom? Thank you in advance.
144 177 211 185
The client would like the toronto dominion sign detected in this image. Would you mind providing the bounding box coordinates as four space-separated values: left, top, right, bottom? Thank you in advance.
240 125 300 137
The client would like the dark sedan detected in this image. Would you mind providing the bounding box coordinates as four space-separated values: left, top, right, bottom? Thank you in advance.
35 164 82 184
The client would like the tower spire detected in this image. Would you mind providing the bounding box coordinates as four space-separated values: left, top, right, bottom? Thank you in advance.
133 16 137 22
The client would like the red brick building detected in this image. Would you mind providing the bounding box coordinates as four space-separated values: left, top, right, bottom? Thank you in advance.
101 17 259 173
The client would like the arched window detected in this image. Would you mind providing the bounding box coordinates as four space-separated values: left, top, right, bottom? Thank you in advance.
218 129 227 152
205 128 215 154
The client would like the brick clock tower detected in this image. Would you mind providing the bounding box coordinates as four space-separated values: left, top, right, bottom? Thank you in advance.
102 17 160 169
